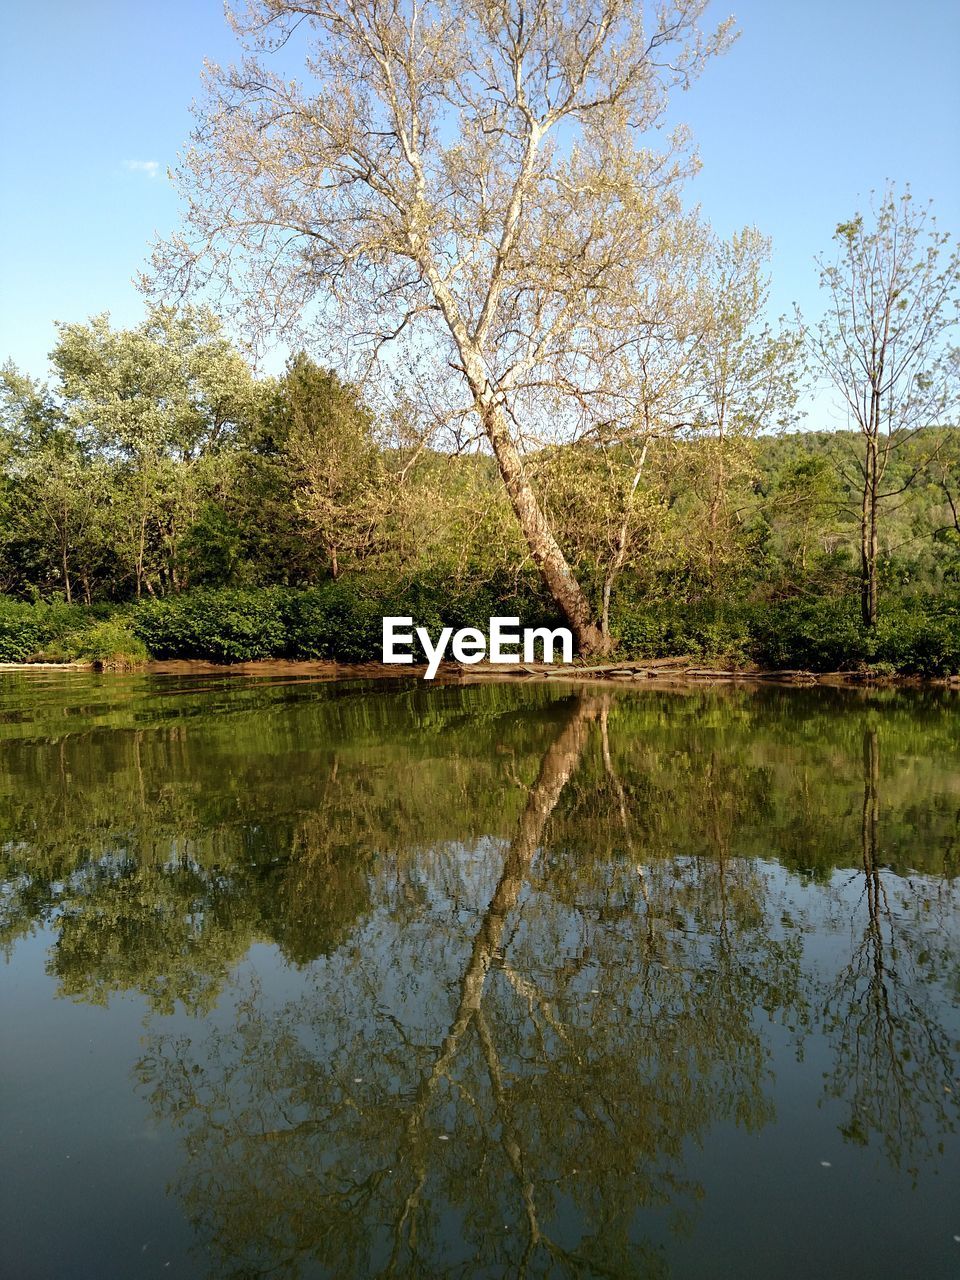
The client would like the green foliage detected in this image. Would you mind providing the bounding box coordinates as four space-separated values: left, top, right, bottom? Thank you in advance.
0 599 145 667
1 303 958 667
61 619 148 670
871 603 960 675
284 582 385 662
0 598 96 662
133 588 289 662
751 599 868 671
611 595 960 675
281 354 383 576
2 582 958 674
286 575 560 664
750 597 960 675
390 571 559 634
0 599 49 662
612 600 753 663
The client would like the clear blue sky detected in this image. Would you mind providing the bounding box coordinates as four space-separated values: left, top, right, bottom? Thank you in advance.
2 0 958 427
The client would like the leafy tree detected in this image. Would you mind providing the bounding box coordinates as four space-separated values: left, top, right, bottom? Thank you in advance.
282 354 385 579
765 453 845 578
930 352 960 550
805 185 960 626
0 363 110 601
149 0 736 653
530 228 801 623
51 306 263 596
685 228 801 591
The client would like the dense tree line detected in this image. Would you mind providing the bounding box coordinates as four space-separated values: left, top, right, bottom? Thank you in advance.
1 303 957 635
2 179 958 672
0 308 522 605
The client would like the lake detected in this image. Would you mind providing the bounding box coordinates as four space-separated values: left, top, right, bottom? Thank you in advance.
1 672 958 1278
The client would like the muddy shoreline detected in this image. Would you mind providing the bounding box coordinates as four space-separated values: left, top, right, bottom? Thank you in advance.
2 656 958 688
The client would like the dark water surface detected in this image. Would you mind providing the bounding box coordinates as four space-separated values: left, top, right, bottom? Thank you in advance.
1 672 959 1279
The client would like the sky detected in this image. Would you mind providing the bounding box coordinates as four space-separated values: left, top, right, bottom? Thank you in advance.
2 0 958 428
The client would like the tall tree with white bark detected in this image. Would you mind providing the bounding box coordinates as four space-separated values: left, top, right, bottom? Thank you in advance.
148 0 735 653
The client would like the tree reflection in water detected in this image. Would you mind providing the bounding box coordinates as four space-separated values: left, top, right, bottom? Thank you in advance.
820 728 960 1172
135 695 806 1278
1 678 958 1277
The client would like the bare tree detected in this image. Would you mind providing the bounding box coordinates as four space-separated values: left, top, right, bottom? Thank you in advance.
148 0 735 653
805 186 960 627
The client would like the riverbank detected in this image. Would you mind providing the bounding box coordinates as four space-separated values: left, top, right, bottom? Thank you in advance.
3 656 959 687
3 587 960 678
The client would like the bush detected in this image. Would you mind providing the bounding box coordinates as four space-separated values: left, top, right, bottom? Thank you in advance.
0 599 48 662
133 589 288 663
748 597 960 675
37 618 148 670
3 584 957 675
414 573 559 636
285 574 561 665
0 580 558 669
612 601 752 664
611 595 960 675
0 598 96 662
750 599 868 671
72 620 148 671
612 605 670 657
284 582 384 663
871 605 960 675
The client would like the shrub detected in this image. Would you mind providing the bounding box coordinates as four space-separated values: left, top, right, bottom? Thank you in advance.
285 574 561 665
133 589 288 663
284 582 384 663
746 597 960 675
611 605 670 657
37 618 148 670
3 584 957 675
0 598 95 662
74 620 148 671
0 599 48 662
612 601 752 664
421 573 559 636
750 599 868 671
871 605 960 675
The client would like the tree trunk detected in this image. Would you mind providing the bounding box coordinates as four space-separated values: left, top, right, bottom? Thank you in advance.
61 534 72 605
601 576 615 643
868 458 879 627
862 727 880 874
397 695 597 1150
420 250 606 655
707 443 726 592
60 501 72 604
136 509 147 601
480 401 606 654
601 447 648 640
861 435 879 628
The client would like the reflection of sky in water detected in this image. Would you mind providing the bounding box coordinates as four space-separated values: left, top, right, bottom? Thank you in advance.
0 675 958 1278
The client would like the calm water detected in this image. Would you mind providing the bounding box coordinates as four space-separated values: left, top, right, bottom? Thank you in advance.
1 672 959 1279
